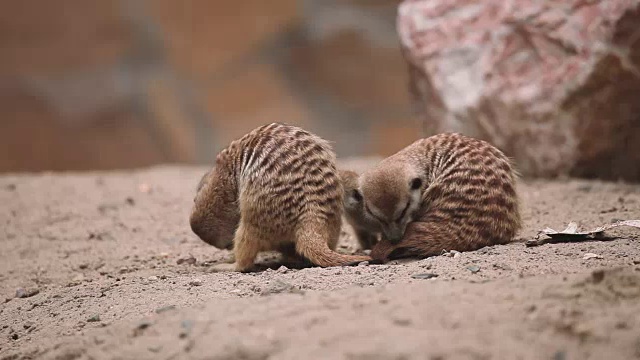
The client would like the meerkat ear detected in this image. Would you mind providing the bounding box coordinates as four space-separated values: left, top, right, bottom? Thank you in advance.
410 178 422 190
351 189 363 202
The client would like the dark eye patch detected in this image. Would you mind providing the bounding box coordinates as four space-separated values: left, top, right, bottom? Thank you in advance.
396 200 411 222
351 189 363 202
364 203 387 225
410 178 422 190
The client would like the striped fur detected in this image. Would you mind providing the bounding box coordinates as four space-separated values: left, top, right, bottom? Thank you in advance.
349 133 521 261
190 123 370 271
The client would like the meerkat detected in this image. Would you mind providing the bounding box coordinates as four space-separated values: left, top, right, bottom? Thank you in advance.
189 123 371 272
338 169 381 250
345 132 521 261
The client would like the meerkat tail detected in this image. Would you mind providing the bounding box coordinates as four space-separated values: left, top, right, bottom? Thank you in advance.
371 235 441 261
294 224 370 267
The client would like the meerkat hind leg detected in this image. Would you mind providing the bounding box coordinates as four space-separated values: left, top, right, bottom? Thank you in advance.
295 221 371 267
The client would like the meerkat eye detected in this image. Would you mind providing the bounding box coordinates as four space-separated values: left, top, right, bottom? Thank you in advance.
351 189 363 202
410 178 422 190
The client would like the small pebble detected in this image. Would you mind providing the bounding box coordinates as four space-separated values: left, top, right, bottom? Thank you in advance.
15 288 39 299
583 253 603 260
467 265 481 273
262 279 303 296
276 266 288 273
189 279 203 287
147 276 159 281
411 273 438 280
493 263 513 271
358 261 369 267
453 252 461 259
179 319 194 338
87 314 101 322
137 320 153 331
155 305 176 314
177 256 197 265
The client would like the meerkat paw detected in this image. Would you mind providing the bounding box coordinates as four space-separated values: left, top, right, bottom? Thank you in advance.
209 262 259 273
209 263 246 273
343 255 373 266
221 253 235 264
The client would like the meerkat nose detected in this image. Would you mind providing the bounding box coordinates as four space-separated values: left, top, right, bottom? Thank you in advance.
189 218 205 239
386 233 403 243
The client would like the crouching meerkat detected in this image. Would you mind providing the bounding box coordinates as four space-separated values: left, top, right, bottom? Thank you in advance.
344 132 521 261
189 123 371 272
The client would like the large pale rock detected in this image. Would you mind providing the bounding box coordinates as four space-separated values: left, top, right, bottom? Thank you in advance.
399 0 640 180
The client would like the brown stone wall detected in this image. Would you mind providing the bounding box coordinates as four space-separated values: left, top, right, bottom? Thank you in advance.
0 0 417 172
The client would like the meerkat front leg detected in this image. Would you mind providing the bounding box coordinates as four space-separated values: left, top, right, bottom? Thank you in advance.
210 222 259 272
355 229 379 250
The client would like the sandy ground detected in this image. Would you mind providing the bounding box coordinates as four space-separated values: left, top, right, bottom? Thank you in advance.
1 158 640 360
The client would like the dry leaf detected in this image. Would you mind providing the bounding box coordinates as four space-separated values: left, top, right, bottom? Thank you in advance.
527 220 640 247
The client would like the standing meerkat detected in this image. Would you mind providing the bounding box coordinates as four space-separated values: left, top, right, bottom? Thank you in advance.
190 123 371 272
345 132 521 261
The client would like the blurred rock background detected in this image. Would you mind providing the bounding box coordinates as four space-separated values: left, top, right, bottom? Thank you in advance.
2 0 639 182
0 0 416 172
401 0 640 181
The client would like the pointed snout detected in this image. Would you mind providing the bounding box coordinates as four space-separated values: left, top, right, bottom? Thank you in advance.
383 224 406 244
189 214 206 239
189 213 235 250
